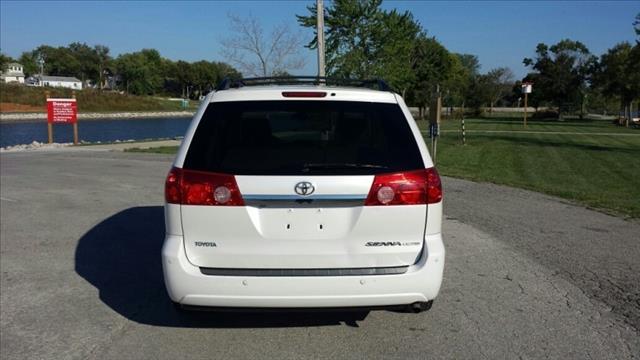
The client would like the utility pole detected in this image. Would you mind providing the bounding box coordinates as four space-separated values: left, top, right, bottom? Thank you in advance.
37 55 45 86
316 0 326 78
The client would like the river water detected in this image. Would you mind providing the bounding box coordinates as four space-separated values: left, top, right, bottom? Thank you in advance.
0 117 192 147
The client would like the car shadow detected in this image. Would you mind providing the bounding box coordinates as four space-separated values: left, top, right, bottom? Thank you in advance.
74 206 369 328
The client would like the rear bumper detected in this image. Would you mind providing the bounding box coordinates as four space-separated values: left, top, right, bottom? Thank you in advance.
161 233 445 308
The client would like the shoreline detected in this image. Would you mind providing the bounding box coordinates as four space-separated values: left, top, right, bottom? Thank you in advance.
0 137 182 152
0 110 195 123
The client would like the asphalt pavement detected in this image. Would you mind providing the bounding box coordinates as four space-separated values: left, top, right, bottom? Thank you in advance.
1 149 639 359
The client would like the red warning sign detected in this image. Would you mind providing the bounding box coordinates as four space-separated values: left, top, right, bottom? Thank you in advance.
47 98 77 124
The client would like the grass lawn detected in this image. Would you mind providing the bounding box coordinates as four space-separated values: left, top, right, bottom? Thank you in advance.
434 116 634 133
126 117 640 218
422 117 640 218
124 146 180 154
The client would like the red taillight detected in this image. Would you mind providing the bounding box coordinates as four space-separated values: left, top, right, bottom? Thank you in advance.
425 167 443 204
282 91 327 98
165 167 182 204
364 168 442 206
164 167 244 206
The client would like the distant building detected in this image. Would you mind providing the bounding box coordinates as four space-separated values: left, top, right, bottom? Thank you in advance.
0 63 25 84
35 75 83 90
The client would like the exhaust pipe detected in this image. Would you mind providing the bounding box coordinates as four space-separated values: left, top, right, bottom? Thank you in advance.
409 301 433 313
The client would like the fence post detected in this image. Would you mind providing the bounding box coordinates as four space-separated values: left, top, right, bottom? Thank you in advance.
461 113 466 145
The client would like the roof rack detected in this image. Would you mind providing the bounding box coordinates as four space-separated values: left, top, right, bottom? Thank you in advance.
215 76 393 92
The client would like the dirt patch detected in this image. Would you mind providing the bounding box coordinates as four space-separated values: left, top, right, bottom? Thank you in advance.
0 102 44 113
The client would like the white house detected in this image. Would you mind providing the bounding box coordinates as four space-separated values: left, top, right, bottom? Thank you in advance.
0 63 25 84
37 75 83 90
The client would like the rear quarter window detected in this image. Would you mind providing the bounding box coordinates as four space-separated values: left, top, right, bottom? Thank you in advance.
183 100 424 175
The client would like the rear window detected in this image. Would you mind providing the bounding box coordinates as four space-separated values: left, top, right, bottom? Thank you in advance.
183 100 424 175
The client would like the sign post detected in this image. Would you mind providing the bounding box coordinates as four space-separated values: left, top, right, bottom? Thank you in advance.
72 92 78 145
46 95 78 144
522 82 532 127
45 91 53 144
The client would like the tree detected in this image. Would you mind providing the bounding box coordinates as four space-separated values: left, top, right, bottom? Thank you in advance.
190 60 220 97
298 0 384 78
462 72 492 112
29 45 81 78
447 53 480 108
221 13 305 77
18 52 38 76
167 60 241 99
173 60 194 98
0 53 15 71
114 49 163 95
16 43 109 84
456 54 480 77
297 0 421 93
409 35 454 116
68 42 100 84
523 40 597 118
94 45 111 89
375 9 422 94
216 61 242 80
593 42 640 125
484 67 514 112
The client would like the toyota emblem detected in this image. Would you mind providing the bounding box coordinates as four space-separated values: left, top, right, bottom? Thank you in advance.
294 181 315 196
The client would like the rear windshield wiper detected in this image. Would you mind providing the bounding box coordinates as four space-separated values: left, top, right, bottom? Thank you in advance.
302 163 389 171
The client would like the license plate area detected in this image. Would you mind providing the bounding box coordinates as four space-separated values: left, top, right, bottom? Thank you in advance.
246 206 362 240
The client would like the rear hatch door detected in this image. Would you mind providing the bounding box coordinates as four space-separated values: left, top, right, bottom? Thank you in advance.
180 98 427 269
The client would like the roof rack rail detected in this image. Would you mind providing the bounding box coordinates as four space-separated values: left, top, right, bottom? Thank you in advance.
215 76 394 92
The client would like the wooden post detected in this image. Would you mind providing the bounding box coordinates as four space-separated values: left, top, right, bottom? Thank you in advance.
523 91 528 127
428 85 442 164
46 91 52 144
72 91 78 145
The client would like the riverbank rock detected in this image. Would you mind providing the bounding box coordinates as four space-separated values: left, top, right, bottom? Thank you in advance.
0 141 72 152
0 111 195 122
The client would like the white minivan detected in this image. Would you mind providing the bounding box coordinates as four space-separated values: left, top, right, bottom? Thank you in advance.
162 78 445 313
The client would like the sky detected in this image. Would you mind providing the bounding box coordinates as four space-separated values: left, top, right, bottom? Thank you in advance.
1 1 638 79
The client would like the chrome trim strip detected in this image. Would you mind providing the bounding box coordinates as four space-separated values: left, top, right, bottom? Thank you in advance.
200 266 409 277
243 194 367 201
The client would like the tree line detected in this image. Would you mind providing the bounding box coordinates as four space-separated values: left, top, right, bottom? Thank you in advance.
297 1 639 118
0 44 240 99
2 3 638 117
296 0 521 115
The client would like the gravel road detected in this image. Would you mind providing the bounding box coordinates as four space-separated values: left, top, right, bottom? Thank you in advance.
1 149 638 359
